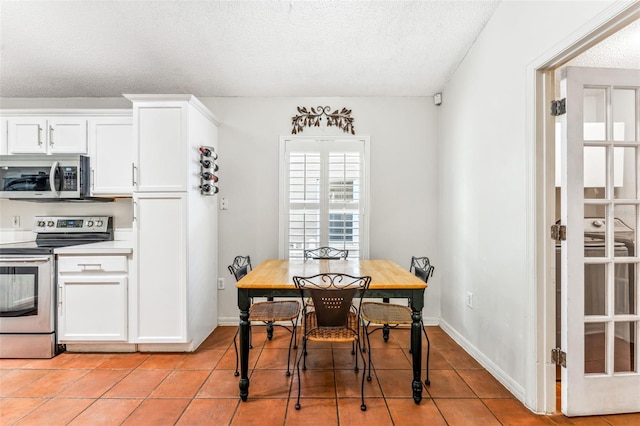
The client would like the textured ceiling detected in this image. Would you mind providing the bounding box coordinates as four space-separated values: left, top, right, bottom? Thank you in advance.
0 0 502 98
566 18 640 69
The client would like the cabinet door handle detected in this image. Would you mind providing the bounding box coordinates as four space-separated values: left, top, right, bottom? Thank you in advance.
78 263 103 270
37 126 43 146
49 125 54 146
91 168 95 190
131 163 137 187
133 200 137 222
58 284 63 307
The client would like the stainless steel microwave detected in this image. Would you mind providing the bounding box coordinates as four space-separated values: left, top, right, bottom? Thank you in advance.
0 154 91 200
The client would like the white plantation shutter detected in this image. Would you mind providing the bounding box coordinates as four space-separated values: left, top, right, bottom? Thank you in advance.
280 137 369 260
328 152 361 258
288 152 321 259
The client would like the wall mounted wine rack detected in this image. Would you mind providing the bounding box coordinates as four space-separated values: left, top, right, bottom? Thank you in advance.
198 145 219 195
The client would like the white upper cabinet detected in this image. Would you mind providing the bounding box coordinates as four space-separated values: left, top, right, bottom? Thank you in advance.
126 94 221 193
88 117 133 196
135 105 186 191
7 117 88 154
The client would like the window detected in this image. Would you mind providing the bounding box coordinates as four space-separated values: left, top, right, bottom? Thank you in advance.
279 137 369 259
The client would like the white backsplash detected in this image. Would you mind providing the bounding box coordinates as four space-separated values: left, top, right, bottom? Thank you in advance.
0 198 134 241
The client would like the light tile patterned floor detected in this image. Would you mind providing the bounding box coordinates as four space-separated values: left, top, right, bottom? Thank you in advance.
1 326 638 425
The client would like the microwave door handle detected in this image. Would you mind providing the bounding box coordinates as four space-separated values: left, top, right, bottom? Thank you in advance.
49 161 60 197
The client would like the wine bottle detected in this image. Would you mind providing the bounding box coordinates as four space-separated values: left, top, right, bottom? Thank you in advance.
201 172 219 182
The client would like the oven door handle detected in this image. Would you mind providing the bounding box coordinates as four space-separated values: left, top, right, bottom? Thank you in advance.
0 257 51 263
49 161 61 197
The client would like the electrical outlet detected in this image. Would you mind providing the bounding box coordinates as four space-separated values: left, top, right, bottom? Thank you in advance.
12 216 20 228
466 291 473 308
217 278 225 290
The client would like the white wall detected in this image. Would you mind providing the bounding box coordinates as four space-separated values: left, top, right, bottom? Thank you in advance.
438 0 625 411
200 97 440 324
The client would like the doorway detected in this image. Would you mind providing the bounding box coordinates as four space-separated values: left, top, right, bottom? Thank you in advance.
535 5 640 416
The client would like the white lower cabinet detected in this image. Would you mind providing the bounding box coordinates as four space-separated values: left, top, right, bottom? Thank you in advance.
133 193 187 343
57 255 128 342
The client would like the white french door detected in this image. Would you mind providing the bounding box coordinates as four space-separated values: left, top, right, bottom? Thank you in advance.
560 66 640 415
279 136 370 260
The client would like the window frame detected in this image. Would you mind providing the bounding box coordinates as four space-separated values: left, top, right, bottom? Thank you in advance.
279 136 370 259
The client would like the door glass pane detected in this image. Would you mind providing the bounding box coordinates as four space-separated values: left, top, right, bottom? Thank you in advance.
584 215 607 258
584 88 607 141
585 322 606 374
614 147 636 198
613 206 637 259
584 146 606 194
613 89 636 142
615 263 636 315
614 321 636 373
584 263 606 315
584 204 606 221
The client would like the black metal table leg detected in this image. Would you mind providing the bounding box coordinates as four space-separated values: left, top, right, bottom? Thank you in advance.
238 290 251 401
411 306 423 404
266 297 274 340
382 297 390 341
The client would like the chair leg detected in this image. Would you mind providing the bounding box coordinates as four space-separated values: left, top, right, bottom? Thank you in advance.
294 339 304 410
285 319 298 376
233 327 240 376
364 322 373 382
302 336 308 371
357 338 367 411
422 322 431 386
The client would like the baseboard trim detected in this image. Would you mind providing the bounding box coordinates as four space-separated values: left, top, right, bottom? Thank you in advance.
438 319 526 402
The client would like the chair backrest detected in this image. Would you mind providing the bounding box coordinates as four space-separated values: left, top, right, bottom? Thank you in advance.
304 247 349 260
410 256 435 283
293 273 370 327
228 255 252 282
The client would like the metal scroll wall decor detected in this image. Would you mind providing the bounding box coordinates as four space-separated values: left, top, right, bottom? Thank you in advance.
291 106 355 135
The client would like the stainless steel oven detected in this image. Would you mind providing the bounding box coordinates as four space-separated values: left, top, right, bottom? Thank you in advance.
0 255 55 358
0 216 113 358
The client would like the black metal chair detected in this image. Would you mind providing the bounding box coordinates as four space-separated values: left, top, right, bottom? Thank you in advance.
360 256 434 385
229 255 301 376
292 273 371 411
303 246 349 260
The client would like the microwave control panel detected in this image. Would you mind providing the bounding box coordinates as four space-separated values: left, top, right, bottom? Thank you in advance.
60 166 78 191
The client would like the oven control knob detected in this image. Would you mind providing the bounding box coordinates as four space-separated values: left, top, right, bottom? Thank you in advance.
87 220 94 227
47 221 54 227
96 220 103 227
37 220 45 227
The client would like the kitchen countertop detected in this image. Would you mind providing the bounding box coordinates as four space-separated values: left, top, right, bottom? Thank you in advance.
54 240 133 255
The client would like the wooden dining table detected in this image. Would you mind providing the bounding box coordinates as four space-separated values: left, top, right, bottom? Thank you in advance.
236 258 428 404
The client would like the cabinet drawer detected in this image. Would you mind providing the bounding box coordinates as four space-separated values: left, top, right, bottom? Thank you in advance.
58 256 127 273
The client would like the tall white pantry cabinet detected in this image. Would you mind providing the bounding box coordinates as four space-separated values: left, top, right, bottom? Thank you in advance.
125 94 220 351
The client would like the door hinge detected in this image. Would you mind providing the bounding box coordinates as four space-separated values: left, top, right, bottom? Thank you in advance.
551 347 567 368
551 98 566 116
551 224 567 241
